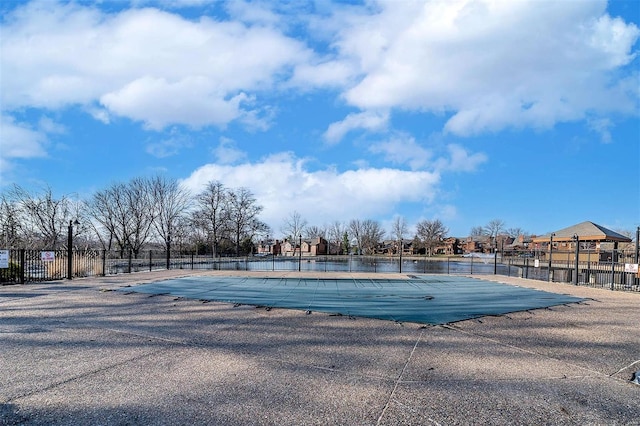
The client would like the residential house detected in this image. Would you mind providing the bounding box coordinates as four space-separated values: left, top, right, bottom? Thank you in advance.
281 237 328 256
433 237 460 256
302 237 328 256
256 239 281 256
462 236 489 254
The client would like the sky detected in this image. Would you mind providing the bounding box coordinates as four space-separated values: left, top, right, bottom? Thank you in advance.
1 0 639 239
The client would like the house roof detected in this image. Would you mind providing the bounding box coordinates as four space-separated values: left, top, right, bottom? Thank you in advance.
532 221 631 243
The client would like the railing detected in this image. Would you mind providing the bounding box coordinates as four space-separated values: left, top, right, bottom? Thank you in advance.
0 249 104 284
1 249 638 292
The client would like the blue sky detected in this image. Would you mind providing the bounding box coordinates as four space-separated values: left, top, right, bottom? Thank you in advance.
1 0 639 238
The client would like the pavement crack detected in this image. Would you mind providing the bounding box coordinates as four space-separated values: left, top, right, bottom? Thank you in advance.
376 329 424 426
4 348 166 404
439 324 616 380
612 359 640 377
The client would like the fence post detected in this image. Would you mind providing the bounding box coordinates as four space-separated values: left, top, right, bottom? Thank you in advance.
610 250 615 291
493 251 497 274
149 250 153 272
636 226 639 263
102 250 106 276
67 223 73 280
548 234 554 282
20 249 25 284
573 234 579 285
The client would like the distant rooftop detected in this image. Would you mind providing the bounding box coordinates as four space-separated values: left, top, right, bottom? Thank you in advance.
532 221 631 243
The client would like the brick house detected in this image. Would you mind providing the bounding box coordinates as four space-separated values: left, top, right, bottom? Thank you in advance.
281 237 328 256
433 237 460 255
256 239 281 256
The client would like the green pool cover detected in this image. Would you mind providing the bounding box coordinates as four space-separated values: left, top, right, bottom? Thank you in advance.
124 275 583 325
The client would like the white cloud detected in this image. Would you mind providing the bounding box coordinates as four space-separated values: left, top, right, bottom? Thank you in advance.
133 0 213 8
213 137 247 164
588 117 613 143
434 144 488 173
368 135 486 173
329 0 639 136
100 77 248 130
324 110 389 144
290 60 357 90
0 115 48 159
145 128 193 158
86 107 111 124
369 133 432 170
37 116 66 134
1 2 311 129
180 152 440 233
224 0 282 26
2 0 637 155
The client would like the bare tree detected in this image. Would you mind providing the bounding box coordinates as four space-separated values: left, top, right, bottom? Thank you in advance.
194 181 228 257
392 216 407 239
391 216 408 256
348 219 385 255
484 219 505 251
245 218 271 251
86 178 155 256
149 175 191 268
506 227 524 238
360 219 386 255
227 187 264 256
416 219 449 256
171 215 192 256
305 225 326 240
348 219 363 255
281 210 307 240
85 185 119 251
189 209 211 254
11 185 73 249
469 226 484 236
327 221 346 254
0 192 23 248
505 227 527 247
126 178 157 256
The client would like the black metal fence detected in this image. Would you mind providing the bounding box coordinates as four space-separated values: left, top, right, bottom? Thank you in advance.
1 248 638 292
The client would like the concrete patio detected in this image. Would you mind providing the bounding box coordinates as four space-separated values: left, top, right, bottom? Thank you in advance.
1 270 639 425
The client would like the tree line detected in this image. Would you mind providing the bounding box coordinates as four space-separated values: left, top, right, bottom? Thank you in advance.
0 176 531 257
0 177 267 262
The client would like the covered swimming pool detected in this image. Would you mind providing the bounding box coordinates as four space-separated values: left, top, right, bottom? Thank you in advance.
124 275 583 325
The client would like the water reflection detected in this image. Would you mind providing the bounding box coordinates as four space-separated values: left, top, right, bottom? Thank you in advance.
107 255 529 277
188 257 510 275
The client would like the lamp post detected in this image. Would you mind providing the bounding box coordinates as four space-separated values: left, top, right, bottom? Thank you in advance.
636 226 640 263
573 234 579 285
399 238 403 274
67 219 79 280
548 233 555 282
493 238 498 274
298 234 302 272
